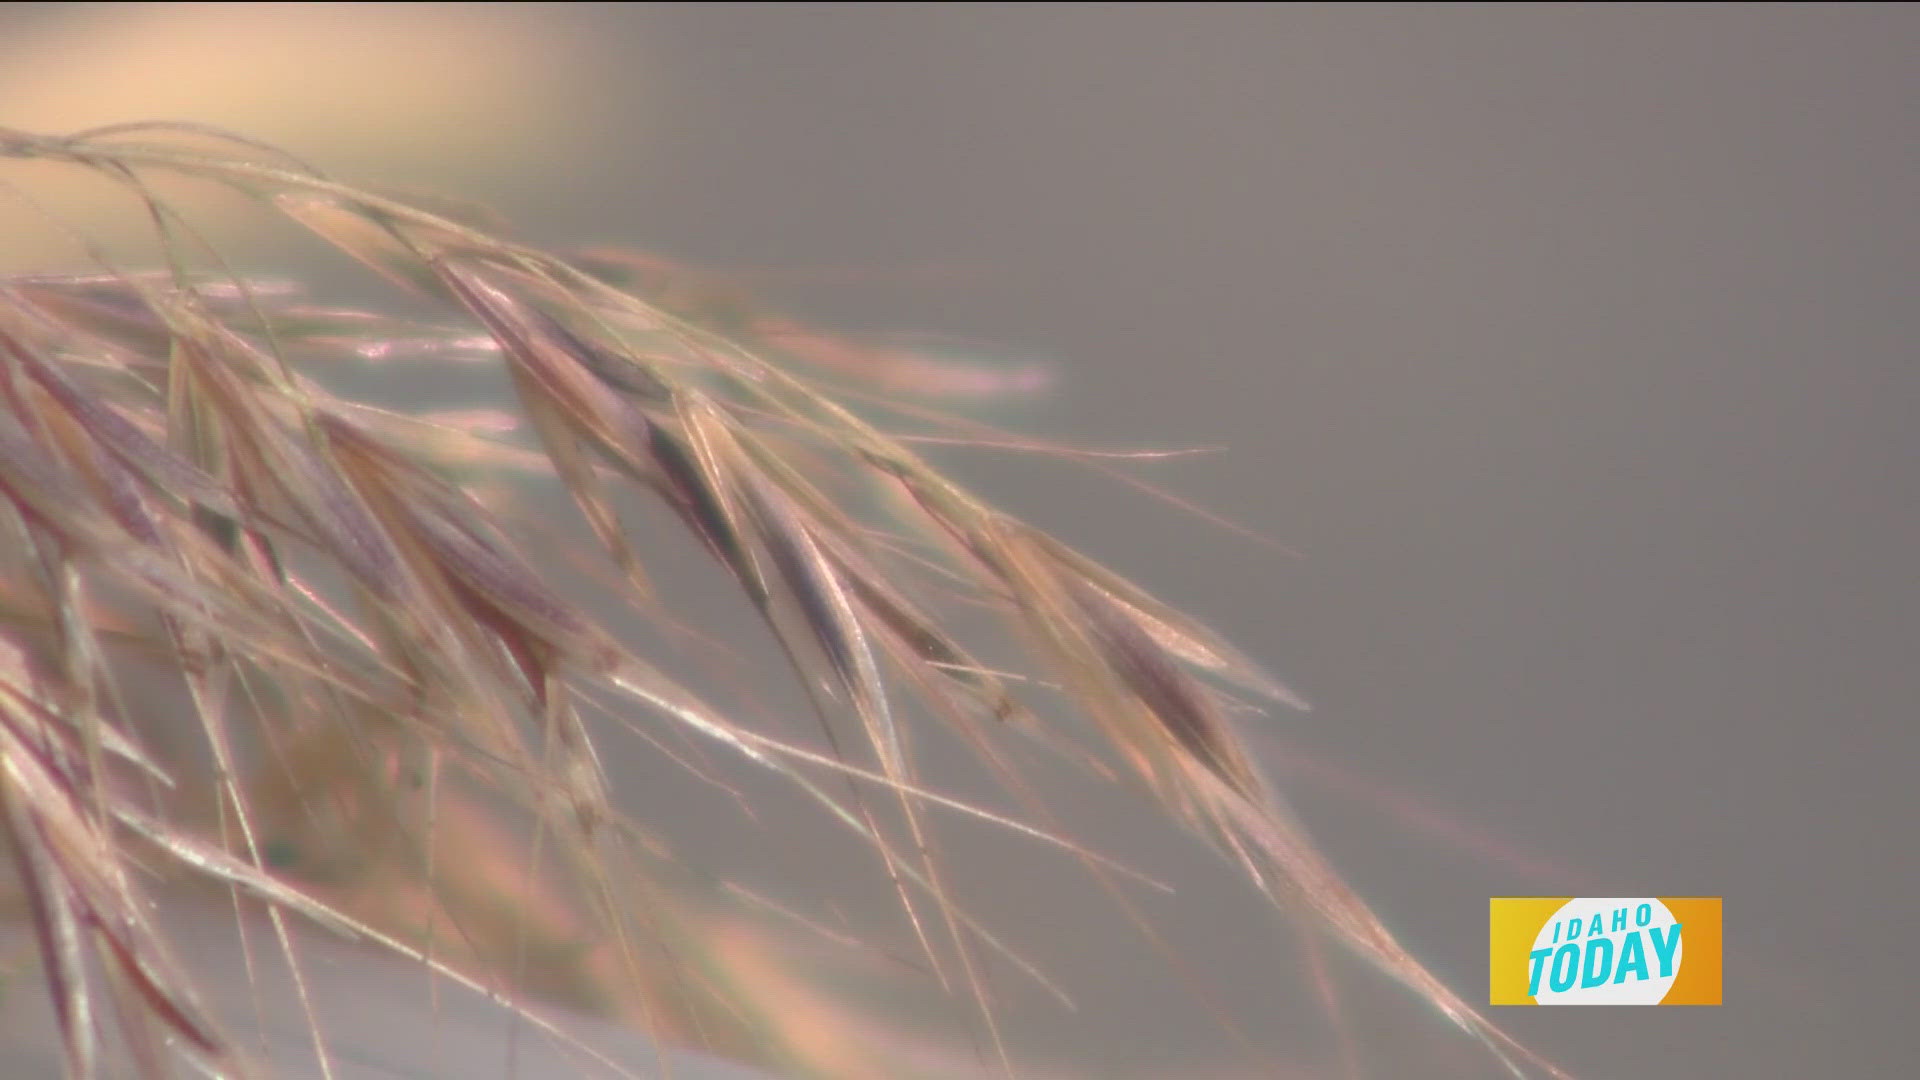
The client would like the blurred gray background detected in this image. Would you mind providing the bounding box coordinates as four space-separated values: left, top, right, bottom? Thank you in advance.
3 5 1913 1078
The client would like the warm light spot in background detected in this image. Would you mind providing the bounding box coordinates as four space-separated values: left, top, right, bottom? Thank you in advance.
0 2 639 269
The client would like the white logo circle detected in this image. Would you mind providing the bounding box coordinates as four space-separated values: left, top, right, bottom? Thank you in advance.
1530 897 1682 1005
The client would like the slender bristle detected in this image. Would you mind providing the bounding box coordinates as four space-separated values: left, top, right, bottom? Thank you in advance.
0 123 1565 1080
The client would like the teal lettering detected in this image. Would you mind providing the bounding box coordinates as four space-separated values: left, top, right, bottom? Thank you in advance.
1581 936 1615 988
1614 931 1650 984
1636 903 1653 928
1549 943 1580 992
1649 922 1683 977
1611 907 1629 932
1587 914 1605 938
1528 949 1553 996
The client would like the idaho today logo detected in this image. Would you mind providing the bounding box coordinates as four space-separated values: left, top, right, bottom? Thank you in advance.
1489 897 1721 1005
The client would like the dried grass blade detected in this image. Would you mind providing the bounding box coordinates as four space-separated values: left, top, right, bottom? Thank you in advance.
1062 573 1261 799
434 259 655 595
1 771 98 1079
1024 527 1308 710
0 681 230 1072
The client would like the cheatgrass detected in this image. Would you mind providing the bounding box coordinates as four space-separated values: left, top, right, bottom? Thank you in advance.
0 123 1567 1079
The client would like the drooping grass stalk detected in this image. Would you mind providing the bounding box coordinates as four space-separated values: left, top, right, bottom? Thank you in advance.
0 124 1564 1079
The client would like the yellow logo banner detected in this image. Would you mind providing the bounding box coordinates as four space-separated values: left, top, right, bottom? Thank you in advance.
1489 897 1721 1005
